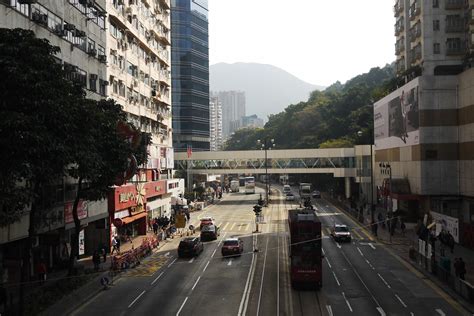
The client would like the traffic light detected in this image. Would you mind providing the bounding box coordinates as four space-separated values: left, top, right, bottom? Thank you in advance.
253 204 262 215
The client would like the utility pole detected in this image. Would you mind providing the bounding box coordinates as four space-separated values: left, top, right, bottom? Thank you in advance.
257 138 275 206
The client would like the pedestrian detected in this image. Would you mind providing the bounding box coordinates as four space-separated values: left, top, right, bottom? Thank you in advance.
101 247 107 263
401 220 406 236
454 258 461 278
36 260 47 285
447 231 455 253
111 235 119 254
93 250 101 272
459 257 466 280
153 221 158 235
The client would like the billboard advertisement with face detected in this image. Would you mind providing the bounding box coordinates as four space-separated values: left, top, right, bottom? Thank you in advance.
374 78 420 150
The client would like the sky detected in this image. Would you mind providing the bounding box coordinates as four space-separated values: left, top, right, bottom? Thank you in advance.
208 0 396 87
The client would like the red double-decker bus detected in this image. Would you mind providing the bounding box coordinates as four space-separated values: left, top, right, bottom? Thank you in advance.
288 208 322 289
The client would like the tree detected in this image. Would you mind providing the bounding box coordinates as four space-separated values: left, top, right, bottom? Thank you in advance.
66 99 151 274
0 28 87 313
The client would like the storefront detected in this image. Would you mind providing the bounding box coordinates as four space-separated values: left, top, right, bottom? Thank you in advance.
109 181 167 243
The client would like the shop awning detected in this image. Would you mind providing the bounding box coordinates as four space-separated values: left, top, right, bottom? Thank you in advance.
121 212 147 225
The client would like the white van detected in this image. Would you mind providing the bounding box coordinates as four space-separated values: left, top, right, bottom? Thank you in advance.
283 185 291 194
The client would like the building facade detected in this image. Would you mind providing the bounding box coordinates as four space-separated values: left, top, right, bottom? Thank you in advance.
105 0 174 239
209 95 223 151
371 0 474 248
217 90 246 137
171 0 210 152
242 114 264 129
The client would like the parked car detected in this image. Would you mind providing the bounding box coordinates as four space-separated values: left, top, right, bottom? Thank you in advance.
178 237 204 258
331 224 351 242
201 224 219 241
286 193 295 201
221 238 244 257
311 190 321 198
283 185 291 194
200 216 215 229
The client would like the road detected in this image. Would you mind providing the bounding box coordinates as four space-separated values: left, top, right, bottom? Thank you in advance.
72 184 469 316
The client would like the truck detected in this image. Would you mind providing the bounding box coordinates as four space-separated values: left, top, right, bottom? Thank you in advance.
244 176 255 194
288 208 322 289
230 180 240 192
299 183 312 199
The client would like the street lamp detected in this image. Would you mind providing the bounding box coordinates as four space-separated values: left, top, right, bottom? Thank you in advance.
257 138 275 205
357 129 375 229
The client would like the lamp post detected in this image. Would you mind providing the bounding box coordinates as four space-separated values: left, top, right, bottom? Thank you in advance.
357 129 375 228
257 138 275 205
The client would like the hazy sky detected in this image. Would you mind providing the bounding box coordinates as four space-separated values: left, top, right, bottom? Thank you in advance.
208 0 395 87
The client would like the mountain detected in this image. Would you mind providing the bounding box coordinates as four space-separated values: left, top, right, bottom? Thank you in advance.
210 62 324 121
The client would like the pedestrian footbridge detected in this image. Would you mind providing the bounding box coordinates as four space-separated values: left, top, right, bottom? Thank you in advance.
174 148 359 178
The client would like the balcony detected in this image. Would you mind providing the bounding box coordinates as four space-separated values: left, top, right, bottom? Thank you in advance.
445 0 466 10
395 24 404 36
394 1 404 17
446 19 465 32
409 4 421 20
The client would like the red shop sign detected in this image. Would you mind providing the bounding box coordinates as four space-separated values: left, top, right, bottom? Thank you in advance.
64 200 88 224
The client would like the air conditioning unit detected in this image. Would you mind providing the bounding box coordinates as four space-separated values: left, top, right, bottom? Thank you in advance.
98 54 107 63
64 23 76 31
32 12 48 26
88 48 97 56
54 25 67 37
133 80 138 87
151 89 157 97
75 29 86 38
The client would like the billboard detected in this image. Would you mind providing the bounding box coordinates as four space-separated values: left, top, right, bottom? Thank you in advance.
374 79 420 150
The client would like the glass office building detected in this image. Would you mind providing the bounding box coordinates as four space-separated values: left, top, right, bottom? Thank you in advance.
171 0 210 151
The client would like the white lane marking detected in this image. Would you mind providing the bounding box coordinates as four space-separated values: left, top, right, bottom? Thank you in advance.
357 247 364 257
369 243 376 250
230 222 236 230
188 257 194 263
410 313 415 316
191 276 201 291
238 247 256 316
325 256 332 269
395 294 407 308
176 297 188 316
332 271 341 286
336 242 342 249
435 309 446 316
322 248 326 256
376 307 386 316
326 305 333 316
211 248 217 258
228 258 233 266
256 232 270 316
342 292 353 312
377 273 391 289
223 222 229 230
238 224 243 231
366 259 375 270
165 252 170 257
151 272 164 285
128 290 146 308
168 258 177 268
203 260 210 272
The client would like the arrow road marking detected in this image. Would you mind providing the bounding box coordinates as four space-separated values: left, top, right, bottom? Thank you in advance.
188 257 194 263
369 243 376 250
336 242 342 249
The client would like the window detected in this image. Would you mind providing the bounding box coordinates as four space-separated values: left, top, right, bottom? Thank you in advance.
89 74 97 92
99 79 107 96
433 0 439 8
433 43 441 54
10 0 30 16
112 80 118 94
87 38 96 54
97 45 105 57
433 20 440 31
119 81 126 97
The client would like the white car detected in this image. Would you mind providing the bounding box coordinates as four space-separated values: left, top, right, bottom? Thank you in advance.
286 193 295 201
331 224 352 242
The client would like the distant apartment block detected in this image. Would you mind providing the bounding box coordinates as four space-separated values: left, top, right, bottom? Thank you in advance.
242 114 264 129
209 96 223 151
215 90 246 137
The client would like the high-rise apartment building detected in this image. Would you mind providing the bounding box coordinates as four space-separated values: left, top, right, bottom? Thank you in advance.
370 0 474 248
394 0 472 76
106 0 174 238
209 96 223 151
242 114 264 129
171 0 210 152
217 90 246 137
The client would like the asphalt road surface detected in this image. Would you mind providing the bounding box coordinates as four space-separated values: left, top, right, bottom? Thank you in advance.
71 184 469 316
